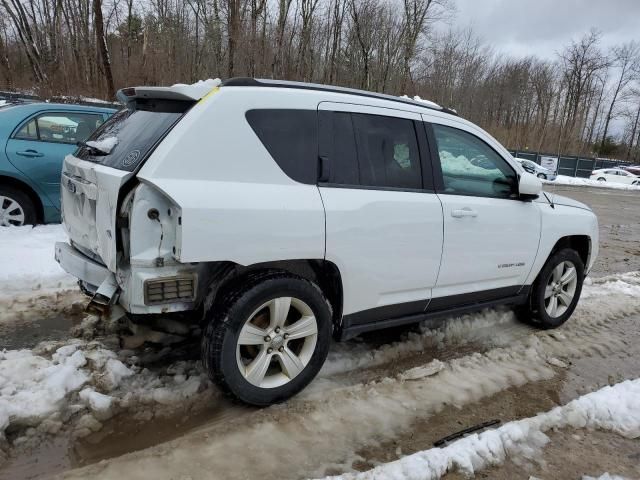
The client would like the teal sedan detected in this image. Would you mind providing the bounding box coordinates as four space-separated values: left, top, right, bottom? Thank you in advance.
0 101 117 226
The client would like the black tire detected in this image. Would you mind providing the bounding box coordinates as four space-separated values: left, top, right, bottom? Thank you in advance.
537 173 546 180
202 271 332 406
523 248 584 329
0 186 37 226
597 177 606 182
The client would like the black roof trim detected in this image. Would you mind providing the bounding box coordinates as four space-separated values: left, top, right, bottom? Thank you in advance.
220 77 456 115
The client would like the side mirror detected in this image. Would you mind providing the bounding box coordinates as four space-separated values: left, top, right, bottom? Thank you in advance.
518 172 542 200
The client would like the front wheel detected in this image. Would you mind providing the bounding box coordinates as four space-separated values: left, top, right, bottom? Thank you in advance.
523 248 584 329
537 173 546 180
202 272 332 406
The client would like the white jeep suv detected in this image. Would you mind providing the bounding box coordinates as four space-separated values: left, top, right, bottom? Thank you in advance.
55 78 598 405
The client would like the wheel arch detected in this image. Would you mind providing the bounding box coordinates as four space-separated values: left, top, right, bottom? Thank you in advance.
549 235 591 272
200 259 344 332
0 174 44 223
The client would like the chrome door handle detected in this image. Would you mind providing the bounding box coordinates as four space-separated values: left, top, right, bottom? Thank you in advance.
451 208 478 218
17 149 44 158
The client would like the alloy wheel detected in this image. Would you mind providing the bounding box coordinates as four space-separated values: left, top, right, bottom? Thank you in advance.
0 195 26 226
236 296 318 388
544 260 578 318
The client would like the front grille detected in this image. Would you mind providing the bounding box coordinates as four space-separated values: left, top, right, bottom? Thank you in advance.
144 275 196 305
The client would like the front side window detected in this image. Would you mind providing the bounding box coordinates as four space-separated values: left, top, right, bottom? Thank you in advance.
432 124 517 198
246 109 318 184
14 112 104 144
351 113 422 189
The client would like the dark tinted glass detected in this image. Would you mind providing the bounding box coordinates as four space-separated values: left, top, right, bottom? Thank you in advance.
76 109 182 172
352 113 422 189
246 109 318 184
318 111 359 185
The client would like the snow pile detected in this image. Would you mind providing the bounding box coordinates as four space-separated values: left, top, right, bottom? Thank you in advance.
0 338 210 444
86 136 118 154
171 78 221 100
0 225 75 299
320 378 640 480
400 94 441 109
547 175 640 190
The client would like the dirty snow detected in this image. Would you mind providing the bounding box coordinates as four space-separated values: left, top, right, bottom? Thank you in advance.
85 136 118 154
320 378 640 480
0 336 210 450
60 272 640 480
547 175 640 190
0 225 75 299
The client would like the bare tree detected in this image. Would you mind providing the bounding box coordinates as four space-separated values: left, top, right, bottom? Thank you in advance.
599 41 639 149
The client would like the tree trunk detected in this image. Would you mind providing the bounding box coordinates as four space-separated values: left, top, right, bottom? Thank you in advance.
93 0 115 98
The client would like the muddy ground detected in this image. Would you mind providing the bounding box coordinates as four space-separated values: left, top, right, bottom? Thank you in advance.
1 184 639 480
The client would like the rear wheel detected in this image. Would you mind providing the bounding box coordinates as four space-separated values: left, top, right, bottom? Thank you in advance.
202 272 332 406
597 177 606 182
537 173 546 179
522 248 584 329
0 186 37 226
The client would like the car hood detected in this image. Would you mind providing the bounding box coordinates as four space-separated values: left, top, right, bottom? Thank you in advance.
542 192 591 211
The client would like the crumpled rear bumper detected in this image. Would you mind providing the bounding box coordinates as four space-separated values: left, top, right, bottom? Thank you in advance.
55 242 110 289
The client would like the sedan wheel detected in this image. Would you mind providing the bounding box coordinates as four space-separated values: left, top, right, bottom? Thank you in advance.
537 173 546 179
597 177 606 182
0 195 26 226
544 261 578 318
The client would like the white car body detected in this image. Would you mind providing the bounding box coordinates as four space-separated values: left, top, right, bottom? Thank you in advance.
55 79 599 341
514 157 557 181
590 168 640 185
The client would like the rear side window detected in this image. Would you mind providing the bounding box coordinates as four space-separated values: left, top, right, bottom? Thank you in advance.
15 112 104 144
246 109 318 184
319 111 423 190
352 113 421 190
77 100 189 172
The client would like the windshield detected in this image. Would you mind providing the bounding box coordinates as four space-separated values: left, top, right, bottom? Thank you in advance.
75 106 185 172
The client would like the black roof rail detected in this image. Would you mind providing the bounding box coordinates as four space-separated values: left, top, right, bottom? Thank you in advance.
220 77 456 115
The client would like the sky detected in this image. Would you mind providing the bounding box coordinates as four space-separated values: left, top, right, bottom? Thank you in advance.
447 0 640 59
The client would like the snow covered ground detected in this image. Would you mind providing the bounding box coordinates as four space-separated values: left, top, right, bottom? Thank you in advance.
547 175 640 191
0 225 75 300
320 378 640 480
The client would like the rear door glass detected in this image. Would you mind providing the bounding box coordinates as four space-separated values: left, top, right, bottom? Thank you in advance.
77 106 185 172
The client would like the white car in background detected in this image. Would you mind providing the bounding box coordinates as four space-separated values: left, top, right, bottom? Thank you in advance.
514 158 557 181
590 168 640 185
